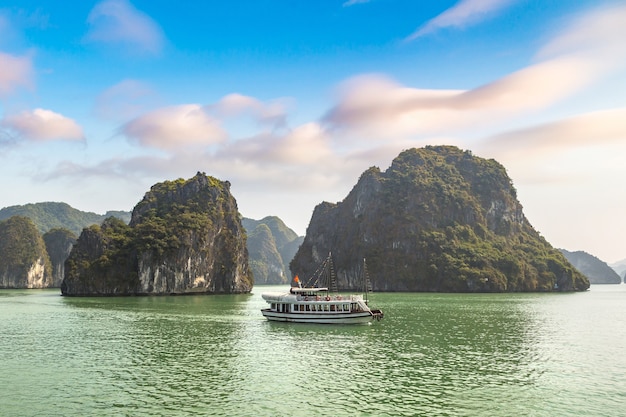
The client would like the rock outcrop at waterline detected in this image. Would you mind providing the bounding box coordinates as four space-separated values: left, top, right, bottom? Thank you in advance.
61 173 253 296
0 216 53 288
291 146 589 292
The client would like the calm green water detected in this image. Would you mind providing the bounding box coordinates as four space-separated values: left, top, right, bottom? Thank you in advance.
1 285 626 416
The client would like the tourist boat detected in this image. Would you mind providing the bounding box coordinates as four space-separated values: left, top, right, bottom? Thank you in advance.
261 254 384 324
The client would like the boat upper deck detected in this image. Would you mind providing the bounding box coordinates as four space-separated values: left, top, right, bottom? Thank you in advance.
261 287 364 304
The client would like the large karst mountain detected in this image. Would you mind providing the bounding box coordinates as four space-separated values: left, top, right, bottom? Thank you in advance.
61 173 253 296
291 146 589 292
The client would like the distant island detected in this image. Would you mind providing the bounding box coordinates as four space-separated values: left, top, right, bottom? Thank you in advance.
560 249 622 284
242 216 303 285
0 202 130 236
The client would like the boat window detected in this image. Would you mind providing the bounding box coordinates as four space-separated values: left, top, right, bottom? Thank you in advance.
299 305 304 312
330 304 336 312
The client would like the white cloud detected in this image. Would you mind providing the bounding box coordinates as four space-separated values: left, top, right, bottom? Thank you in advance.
0 52 33 97
121 104 226 149
84 0 165 55
479 108 626 160
537 4 626 63
95 79 158 121
210 93 289 128
1 108 84 141
343 0 370 7
218 122 333 166
119 93 292 150
328 4 626 139
407 0 514 40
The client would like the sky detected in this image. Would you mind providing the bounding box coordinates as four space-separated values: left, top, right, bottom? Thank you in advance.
1 0 625 263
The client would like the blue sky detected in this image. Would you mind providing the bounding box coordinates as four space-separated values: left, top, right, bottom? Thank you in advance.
1 0 625 263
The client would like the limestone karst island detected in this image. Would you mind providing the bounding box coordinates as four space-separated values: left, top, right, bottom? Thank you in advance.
0 147 591 294
61 172 253 296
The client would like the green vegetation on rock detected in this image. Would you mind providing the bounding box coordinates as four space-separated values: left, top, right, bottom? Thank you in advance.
63 218 138 295
291 146 589 292
0 216 53 288
0 202 130 236
62 173 253 296
246 223 286 284
242 216 303 284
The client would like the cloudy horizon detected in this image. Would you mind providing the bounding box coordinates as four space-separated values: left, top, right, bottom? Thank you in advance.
1 0 625 263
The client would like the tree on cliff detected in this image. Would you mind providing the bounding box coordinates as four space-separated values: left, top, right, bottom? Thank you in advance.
62 173 253 296
291 146 589 292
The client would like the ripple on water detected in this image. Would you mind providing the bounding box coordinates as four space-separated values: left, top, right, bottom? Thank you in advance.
2 288 626 416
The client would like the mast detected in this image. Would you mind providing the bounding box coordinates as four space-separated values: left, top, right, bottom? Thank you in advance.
328 252 338 294
363 258 372 304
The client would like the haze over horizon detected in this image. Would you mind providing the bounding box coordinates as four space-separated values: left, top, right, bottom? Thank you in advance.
1 0 625 263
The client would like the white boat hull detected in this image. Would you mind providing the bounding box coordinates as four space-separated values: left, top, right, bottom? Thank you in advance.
261 309 376 324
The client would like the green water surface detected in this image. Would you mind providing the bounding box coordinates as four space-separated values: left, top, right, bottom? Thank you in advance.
1 285 625 416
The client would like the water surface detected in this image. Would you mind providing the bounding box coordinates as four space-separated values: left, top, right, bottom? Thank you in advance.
1 285 625 416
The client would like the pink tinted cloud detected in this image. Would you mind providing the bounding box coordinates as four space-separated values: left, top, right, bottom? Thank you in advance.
121 94 291 151
219 122 332 165
122 104 226 149
327 5 626 138
211 93 289 127
481 108 626 158
84 0 165 55
0 52 33 97
2 108 84 141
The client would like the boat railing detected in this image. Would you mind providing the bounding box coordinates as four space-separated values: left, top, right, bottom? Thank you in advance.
295 294 362 302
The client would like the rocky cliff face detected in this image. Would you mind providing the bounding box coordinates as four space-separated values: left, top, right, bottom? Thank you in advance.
291 146 589 292
62 173 253 296
560 249 622 284
0 216 53 288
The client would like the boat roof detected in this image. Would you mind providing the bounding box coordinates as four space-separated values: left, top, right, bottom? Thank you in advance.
290 287 328 293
